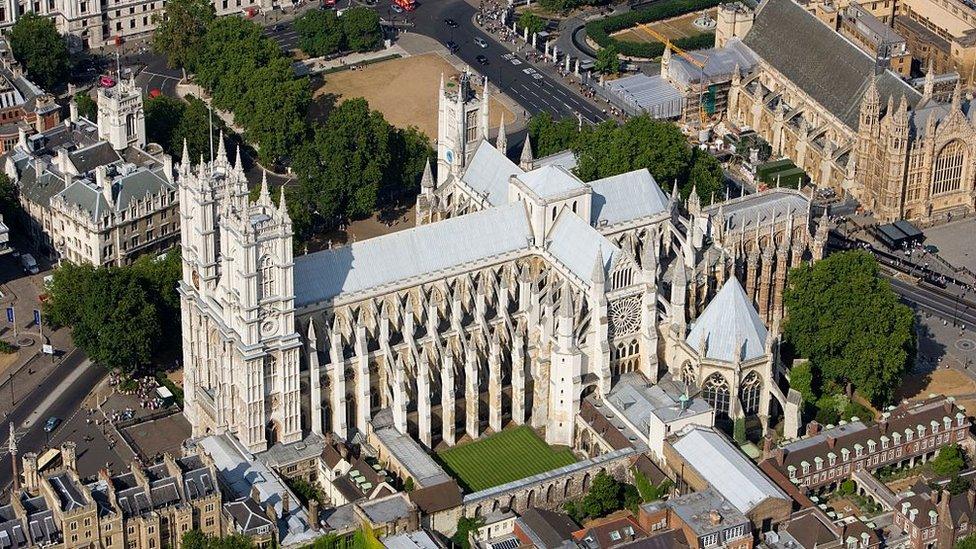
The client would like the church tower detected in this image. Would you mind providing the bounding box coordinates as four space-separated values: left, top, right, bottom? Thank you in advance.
96 75 146 150
547 284 583 446
437 71 490 185
180 141 302 453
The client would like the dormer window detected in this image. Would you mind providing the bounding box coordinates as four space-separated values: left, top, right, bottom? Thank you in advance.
944 417 953 431
918 425 925 438
893 432 901 444
867 440 876 453
854 444 863 458
814 457 823 471
958 413 966 427
841 448 850 461
788 465 797 479
905 428 913 442
931 420 939 434
828 452 836 466
801 461 810 475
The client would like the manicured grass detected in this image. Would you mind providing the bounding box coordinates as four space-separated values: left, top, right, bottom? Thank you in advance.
438 426 577 492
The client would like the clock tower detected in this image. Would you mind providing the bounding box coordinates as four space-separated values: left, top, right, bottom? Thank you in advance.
436 70 490 186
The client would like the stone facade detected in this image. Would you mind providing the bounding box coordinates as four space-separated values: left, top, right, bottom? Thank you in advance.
722 0 976 224
3 78 179 266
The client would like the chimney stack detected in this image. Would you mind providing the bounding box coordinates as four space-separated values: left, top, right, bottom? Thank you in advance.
806 421 821 437
69 98 78 124
308 499 320 531
96 166 113 207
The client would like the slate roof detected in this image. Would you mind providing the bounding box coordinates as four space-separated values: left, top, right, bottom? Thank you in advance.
742 0 919 129
224 497 273 535
294 202 534 307
49 474 87 513
702 187 809 233
589 169 669 228
685 277 768 362
517 508 580 549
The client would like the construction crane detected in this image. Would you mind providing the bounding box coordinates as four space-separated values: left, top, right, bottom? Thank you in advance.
636 22 711 126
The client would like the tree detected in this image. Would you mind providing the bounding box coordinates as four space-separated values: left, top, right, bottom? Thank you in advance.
595 43 621 75
931 444 966 477
518 12 545 35
194 16 280 113
7 13 69 90
452 517 484 549
74 92 97 121
688 148 724 203
152 0 215 70
295 9 345 57
44 250 181 374
789 361 816 406
182 530 254 549
947 476 972 495
236 57 311 165
733 417 746 444
839 479 856 496
528 112 581 158
341 7 382 52
145 95 186 153
403 477 415 492
959 535 976 549
783 251 916 406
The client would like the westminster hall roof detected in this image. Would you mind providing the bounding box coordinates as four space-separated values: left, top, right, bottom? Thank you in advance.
742 0 919 129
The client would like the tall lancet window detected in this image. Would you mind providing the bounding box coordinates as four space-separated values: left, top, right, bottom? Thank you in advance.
259 255 276 300
932 140 966 195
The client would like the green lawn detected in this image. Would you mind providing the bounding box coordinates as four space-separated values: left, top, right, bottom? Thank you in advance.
438 426 577 492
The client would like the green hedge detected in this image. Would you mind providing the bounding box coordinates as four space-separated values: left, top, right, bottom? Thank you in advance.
584 0 721 58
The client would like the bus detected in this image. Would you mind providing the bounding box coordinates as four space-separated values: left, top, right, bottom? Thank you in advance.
392 0 415 11
36 448 61 472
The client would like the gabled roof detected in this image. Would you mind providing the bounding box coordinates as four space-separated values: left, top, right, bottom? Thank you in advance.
742 0 919 129
460 140 523 206
590 169 669 227
685 277 768 362
516 165 587 199
670 426 789 515
546 208 619 282
294 202 534 307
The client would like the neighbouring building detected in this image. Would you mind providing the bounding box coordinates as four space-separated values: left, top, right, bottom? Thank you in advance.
4 442 223 549
717 0 976 224
0 38 59 154
759 396 971 499
3 76 179 266
0 0 282 51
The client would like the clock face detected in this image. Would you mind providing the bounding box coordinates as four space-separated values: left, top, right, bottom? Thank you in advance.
445 149 455 164
261 319 277 337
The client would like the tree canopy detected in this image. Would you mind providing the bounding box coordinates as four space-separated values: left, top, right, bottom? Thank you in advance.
594 43 620 75
152 0 215 70
145 94 237 163
783 250 916 406
294 7 382 57
527 113 724 202
289 98 432 246
563 472 641 522
182 530 253 549
74 91 97 121
931 444 966 477
44 250 181 374
8 13 69 90
518 12 545 35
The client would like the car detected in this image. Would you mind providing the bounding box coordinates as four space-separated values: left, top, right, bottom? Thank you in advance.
390 3 403 12
476 54 489 65
446 41 459 53
20 253 37 275
43 417 60 433
925 244 939 254
443 17 458 27
474 37 488 48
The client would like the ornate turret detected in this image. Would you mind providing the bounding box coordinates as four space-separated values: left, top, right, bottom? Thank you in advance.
496 115 507 155
520 134 534 171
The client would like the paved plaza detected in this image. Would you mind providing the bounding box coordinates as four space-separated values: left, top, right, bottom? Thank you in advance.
922 218 976 276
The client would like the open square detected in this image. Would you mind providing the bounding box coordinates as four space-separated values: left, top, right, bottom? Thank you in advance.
314 53 513 138
612 8 718 43
437 425 577 492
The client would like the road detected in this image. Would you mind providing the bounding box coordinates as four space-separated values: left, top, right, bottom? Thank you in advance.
0 349 105 486
264 0 608 122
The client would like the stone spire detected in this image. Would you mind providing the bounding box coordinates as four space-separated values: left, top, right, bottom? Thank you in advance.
480 76 490 141
8 422 17 493
259 171 271 205
496 115 508 155
556 283 575 349
923 58 935 100
520 134 534 171
216 131 227 164
421 158 434 193
952 79 962 112
278 186 291 225
181 138 190 165
591 250 605 286
233 144 243 174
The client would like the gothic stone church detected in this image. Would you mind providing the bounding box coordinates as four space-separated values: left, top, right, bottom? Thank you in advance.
179 72 827 456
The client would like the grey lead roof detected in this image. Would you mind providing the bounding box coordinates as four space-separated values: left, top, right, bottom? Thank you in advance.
742 0 919 129
516 165 587 198
294 202 534 307
590 169 669 227
685 277 768 362
671 426 788 514
546 209 619 282
460 140 524 206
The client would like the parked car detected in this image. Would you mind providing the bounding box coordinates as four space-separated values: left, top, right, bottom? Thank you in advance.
443 18 458 27
391 3 403 12
474 37 488 48
476 54 489 65
43 417 60 433
446 41 459 53
20 253 37 275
